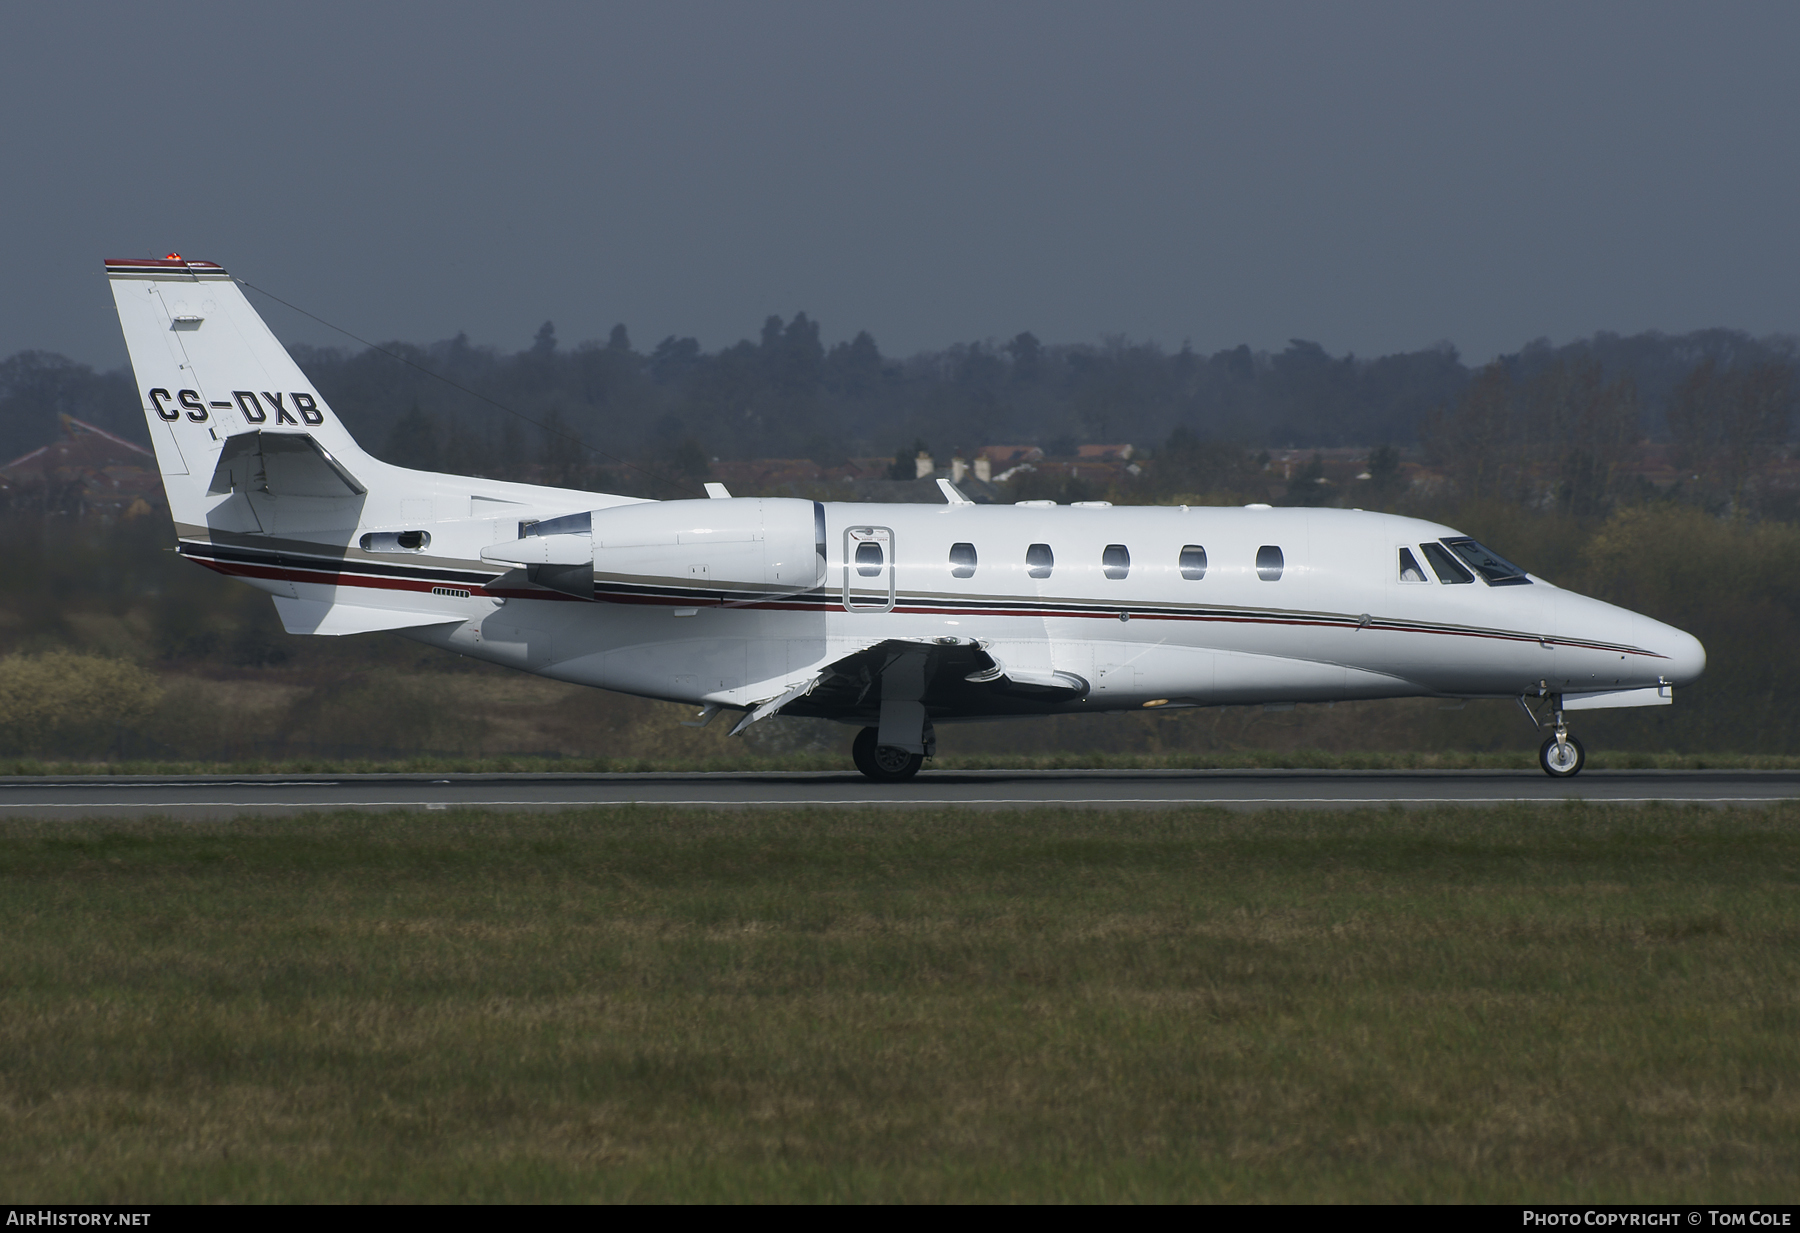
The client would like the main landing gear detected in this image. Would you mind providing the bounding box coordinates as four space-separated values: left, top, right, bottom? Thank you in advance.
1534 693 1586 778
852 726 924 782
849 652 937 782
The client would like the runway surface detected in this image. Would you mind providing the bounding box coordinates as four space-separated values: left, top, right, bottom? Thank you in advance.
0 768 1793 817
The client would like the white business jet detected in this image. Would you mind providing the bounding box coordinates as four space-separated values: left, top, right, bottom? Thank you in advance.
107 256 1705 780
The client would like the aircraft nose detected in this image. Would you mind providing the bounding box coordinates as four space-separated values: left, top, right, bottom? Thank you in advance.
1645 619 1706 686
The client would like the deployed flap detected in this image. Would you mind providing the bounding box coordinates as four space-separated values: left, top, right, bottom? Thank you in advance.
272 596 462 637
210 431 366 498
729 675 822 736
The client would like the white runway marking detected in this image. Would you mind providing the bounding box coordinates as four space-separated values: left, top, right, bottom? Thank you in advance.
2 771 1792 816
0 796 1792 809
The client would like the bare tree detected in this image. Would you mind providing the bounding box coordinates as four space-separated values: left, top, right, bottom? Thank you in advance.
1517 358 1638 515
1667 358 1719 481
1423 357 1638 514
1422 361 1518 501
1719 362 1793 515
1668 358 1794 515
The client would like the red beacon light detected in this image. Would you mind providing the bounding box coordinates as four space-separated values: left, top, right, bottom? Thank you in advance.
164 253 182 260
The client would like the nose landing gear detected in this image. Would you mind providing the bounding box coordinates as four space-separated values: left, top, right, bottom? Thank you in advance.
1532 693 1586 777
1540 731 1586 776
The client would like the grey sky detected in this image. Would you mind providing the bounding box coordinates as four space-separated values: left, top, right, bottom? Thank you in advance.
7 1 1799 369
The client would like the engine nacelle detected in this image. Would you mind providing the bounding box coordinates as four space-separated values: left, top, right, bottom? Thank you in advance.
483 498 825 603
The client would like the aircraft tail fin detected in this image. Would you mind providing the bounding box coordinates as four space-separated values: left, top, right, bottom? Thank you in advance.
105 256 382 527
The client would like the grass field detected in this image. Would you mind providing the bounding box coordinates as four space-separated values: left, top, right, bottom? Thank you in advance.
2 804 1796 1202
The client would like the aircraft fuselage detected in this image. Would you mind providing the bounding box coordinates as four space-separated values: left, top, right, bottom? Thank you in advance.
181 495 1704 722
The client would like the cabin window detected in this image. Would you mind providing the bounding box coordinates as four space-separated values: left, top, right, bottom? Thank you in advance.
1026 543 1054 579
1102 544 1130 580
855 541 885 577
1420 542 1474 584
1178 545 1207 580
360 530 430 553
949 542 977 578
1398 547 1428 583
1443 537 1532 586
1256 545 1284 581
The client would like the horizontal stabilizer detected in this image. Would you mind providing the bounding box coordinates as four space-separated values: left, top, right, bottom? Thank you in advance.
1563 685 1673 711
272 596 463 637
211 431 366 498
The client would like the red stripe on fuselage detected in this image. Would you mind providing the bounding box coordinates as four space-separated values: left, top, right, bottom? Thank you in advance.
197 556 445 593
191 553 1662 659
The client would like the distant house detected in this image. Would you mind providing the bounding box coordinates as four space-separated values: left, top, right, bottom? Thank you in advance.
0 416 163 519
1076 444 1135 461
975 445 1045 483
977 445 1044 466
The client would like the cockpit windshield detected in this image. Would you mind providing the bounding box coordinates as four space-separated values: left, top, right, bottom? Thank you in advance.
1442 537 1532 586
1420 542 1473 584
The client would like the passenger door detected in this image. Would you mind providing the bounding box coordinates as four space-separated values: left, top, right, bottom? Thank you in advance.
843 526 895 613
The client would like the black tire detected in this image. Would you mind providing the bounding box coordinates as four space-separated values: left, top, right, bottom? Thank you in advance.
852 726 923 782
1539 733 1586 777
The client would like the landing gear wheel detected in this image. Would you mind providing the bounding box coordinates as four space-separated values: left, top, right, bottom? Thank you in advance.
1539 733 1586 777
852 726 924 782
